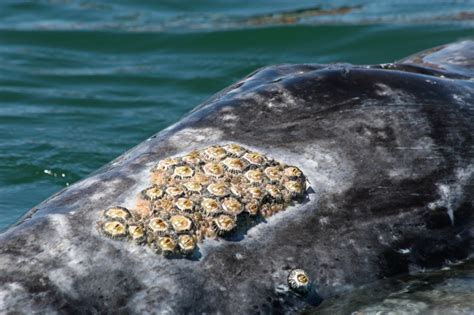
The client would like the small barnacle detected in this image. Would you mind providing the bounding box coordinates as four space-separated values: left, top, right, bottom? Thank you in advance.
141 186 164 201
165 186 185 198
156 236 177 254
201 198 222 216
284 166 302 178
288 269 311 295
223 143 246 157
284 181 305 196
182 151 201 164
264 166 282 181
173 166 194 178
207 182 229 197
265 184 282 199
243 152 265 166
104 206 131 222
203 162 225 178
184 181 203 193
175 198 194 212
244 169 263 183
148 217 169 234
170 215 193 233
212 214 236 235
177 234 196 255
202 146 227 161
128 224 146 243
229 183 245 198
247 186 265 200
245 200 260 216
100 220 127 239
222 197 243 215
222 157 247 173
156 157 179 171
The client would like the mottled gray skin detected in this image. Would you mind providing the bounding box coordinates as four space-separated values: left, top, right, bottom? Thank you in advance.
0 41 473 314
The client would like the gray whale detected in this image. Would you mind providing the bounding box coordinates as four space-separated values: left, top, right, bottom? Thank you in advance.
0 41 473 314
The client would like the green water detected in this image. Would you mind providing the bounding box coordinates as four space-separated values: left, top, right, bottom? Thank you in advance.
1 1 474 231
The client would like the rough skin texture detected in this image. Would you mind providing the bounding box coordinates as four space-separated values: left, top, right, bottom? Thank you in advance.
0 41 472 313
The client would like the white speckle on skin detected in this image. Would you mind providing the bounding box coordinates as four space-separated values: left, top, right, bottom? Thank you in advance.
428 167 473 225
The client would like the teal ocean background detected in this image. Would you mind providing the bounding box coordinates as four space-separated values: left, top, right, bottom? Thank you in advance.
1 0 474 231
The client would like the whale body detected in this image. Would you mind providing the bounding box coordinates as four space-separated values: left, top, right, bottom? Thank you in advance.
0 41 473 313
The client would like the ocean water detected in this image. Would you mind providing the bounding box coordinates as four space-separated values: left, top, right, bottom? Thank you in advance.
0 1 473 231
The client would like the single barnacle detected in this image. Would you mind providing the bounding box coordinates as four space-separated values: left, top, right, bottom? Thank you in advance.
288 269 311 295
202 146 227 161
128 224 146 243
245 169 263 183
230 183 244 198
243 152 265 166
265 184 282 199
170 215 193 233
223 143 246 157
284 180 305 196
100 220 127 239
245 200 260 216
222 197 243 215
182 151 201 165
203 162 225 178
207 182 229 197
156 157 179 171
141 186 164 201
247 186 265 200
104 206 131 222
284 166 302 178
264 166 282 181
222 157 247 173
212 214 236 235
166 186 184 198
173 165 194 178
175 198 194 212
201 198 222 216
177 234 196 255
148 217 169 234
156 236 177 254
184 181 203 193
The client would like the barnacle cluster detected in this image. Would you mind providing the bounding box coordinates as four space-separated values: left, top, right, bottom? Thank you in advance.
98 143 307 257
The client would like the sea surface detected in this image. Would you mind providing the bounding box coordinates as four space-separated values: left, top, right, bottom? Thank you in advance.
1 0 474 231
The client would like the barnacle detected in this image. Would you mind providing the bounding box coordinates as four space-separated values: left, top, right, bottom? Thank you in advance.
288 269 311 295
212 214 236 235
203 162 225 178
245 169 263 183
97 143 308 258
170 215 193 233
222 197 243 215
201 198 221 216
148 217 169 234
207 182 229 197
175 198 194 212
173 166 194 178
128 224 146 243
177 234 196 254
222 157 247 173
100 220 127 239
156 158 179 171
142 186 164 201
104 206 131 222
156 236 177 254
